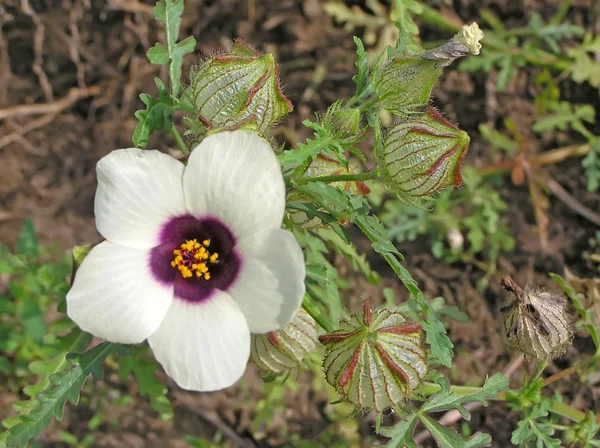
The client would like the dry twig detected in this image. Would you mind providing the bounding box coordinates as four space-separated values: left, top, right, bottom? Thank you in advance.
20 0 53 101
0 85 101 121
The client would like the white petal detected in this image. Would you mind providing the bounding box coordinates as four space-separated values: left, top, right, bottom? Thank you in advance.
95 148 186 249
230 228 305 333
67 241 173 343
183 131 285 239
148 293 250 391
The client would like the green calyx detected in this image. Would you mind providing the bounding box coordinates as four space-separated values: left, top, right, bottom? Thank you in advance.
319 299 428 412
376 107 470 203
321 101 366 147
184 40 293 138
372 58 441 115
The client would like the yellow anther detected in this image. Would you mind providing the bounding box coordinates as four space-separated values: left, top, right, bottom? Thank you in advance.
171 238 219 280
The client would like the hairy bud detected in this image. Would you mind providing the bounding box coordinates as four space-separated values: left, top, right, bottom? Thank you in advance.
376 107 469 203
319 299 427 412
185 40 292 136
321 101 366 147
372 58 441 114
250 309 318 375
501 276 573 361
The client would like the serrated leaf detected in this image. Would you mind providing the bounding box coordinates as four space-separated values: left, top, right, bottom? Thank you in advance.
421 373 508 417
419 415 492 448
132 78 175 147
151 0 196 97
7 343 115 447
380 414 418 448
352 37 369 97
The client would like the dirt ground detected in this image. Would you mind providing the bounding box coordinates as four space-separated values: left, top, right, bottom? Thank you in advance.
1 0 599 446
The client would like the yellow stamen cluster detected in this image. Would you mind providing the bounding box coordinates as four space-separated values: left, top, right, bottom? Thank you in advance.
170 239 219 280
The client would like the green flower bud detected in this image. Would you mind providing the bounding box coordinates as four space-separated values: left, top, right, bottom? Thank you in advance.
250 309 318 375
501 276 573 361
321 101 366 147
372 57 441 114
319 299 427 412
185 40 292 136
376 107 469 203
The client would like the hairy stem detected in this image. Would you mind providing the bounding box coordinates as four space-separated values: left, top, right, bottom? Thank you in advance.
170 126 189 156
295 173 375 185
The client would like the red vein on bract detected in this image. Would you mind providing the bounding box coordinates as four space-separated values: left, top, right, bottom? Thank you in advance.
319 329 360 344
339 341 363 389
374 343 410 385
376 322 421 335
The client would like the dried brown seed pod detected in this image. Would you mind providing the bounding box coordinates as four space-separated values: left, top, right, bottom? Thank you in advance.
501 276 573 361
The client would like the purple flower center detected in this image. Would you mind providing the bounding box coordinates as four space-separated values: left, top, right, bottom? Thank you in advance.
150 215 241 303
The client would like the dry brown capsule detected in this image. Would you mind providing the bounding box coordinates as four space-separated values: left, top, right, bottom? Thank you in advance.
501 276 573 361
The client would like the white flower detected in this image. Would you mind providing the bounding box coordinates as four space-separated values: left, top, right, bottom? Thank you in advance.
67 130 306 392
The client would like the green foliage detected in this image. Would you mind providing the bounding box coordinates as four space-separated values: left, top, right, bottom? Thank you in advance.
3 342 124 447
118 346 174 420
17 219 39 259
149 0 196 97
533 101 596 137
352 37 370 98
133 78 175 148
567 33 600 88
389 0 422 47
582 139 600 192
0 223 72 374
511 402 561 448
279 120 349 175
379 373 509 447
379 166 514 267
133 0 196 147
297 182 455 366
459 7 590 91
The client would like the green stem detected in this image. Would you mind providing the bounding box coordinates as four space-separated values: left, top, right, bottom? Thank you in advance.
302 294 336 333
170 126 188 157
530 359 548 383
295 173 375 185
